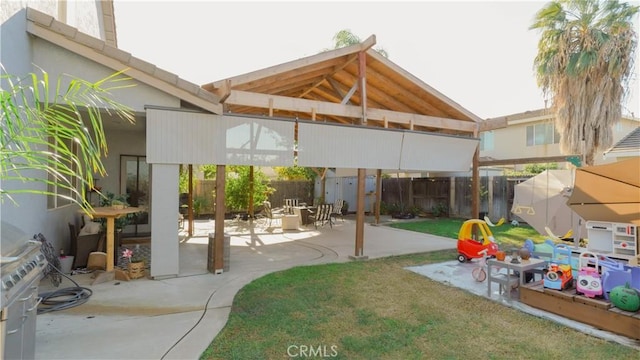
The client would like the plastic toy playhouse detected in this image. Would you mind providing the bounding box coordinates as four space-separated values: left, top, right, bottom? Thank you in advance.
457 219 500 262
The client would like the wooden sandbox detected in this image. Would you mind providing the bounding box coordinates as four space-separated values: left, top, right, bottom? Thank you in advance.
520 282 640 340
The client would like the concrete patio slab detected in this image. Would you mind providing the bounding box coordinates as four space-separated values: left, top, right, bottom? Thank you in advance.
35 216 456 359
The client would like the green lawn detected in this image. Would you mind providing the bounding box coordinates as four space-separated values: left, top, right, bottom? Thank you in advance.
202 246 637 359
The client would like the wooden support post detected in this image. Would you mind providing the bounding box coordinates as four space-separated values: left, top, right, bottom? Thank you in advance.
208 165 226 274
249 166 254 219
350 168 368 260
268 98 274 117
449 177 456 218
488 175 494 218
350 51 368 260
320 168 328 204
188 164 193 237
472 131 480 219
375 169 382 224
358 52 367 123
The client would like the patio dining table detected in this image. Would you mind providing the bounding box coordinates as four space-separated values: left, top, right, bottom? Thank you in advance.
293 206 314 226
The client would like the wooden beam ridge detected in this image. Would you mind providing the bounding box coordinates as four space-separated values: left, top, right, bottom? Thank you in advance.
225 90 476 132
478 117 508 132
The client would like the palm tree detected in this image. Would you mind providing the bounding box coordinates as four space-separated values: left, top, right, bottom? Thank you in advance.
530 0 639 165
1 68 135 214
329 29 389 58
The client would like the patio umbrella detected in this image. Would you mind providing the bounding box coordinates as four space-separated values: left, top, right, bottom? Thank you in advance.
567 158 640 226
511 170 584 237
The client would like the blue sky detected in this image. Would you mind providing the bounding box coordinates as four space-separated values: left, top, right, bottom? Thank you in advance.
113 0 640 120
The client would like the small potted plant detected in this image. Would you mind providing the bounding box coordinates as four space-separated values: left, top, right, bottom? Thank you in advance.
122 248 145 279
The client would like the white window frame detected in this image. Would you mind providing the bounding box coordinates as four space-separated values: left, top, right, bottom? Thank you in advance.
526 123 560 146
480 131 494 151
47 135 81 209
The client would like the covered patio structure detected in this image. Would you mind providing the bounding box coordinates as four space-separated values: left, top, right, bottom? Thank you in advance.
147 35 506 278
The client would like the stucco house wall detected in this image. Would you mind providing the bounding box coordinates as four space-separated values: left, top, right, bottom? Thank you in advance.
1 3 105 251
480 109 639 168
0 4 178 256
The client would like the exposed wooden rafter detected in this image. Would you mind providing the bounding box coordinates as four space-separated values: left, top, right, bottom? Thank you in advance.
224 90 477 132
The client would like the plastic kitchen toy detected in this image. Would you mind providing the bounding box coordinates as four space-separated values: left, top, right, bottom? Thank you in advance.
543 244 574 290
457 219 500 262
575 251 603 298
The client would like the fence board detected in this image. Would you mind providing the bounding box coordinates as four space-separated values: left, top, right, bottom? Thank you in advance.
187 175 532 220
380 175 532 220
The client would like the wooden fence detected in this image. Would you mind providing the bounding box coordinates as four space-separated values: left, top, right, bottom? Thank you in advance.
381 176 532 220
187 176 531 220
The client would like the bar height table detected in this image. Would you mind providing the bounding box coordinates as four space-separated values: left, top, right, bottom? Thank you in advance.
86 206 144 284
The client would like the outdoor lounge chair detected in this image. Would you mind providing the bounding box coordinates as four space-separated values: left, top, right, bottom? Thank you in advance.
261 201 283 227
284 198 299 214
331 199 345 223
309 203 334 229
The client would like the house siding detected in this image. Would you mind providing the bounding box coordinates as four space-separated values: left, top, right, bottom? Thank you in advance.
480 112 640 168
0 3 180 255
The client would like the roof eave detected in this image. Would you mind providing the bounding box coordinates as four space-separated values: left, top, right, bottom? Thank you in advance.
25 7 222 114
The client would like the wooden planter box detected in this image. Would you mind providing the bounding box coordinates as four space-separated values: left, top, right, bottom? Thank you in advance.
520 282 640 340
128 261 145 279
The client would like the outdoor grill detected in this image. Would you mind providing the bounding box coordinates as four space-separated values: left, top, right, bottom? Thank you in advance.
1 222 48 359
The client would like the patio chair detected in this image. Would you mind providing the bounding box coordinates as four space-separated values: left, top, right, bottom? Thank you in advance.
261 201 283 227
331 199 345 223
284 198 299 214
309 203 334 229
69 222 103 269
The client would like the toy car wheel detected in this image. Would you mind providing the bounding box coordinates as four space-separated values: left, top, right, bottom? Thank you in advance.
472 267 486 282
457 254 467 263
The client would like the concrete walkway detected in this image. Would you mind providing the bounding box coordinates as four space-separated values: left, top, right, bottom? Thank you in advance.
35 216 457 359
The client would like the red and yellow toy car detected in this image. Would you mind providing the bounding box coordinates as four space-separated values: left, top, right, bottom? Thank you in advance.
457 219 500 262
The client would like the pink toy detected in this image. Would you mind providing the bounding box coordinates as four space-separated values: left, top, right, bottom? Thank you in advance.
576 251 603 298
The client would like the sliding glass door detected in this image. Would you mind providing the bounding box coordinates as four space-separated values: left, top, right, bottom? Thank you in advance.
120 155 151 237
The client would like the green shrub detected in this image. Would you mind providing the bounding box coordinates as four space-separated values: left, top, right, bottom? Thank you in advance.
431 203 448 217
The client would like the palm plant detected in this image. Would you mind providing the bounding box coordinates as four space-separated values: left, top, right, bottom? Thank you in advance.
326 29 389 58
1 67 135 214
530 0 639 165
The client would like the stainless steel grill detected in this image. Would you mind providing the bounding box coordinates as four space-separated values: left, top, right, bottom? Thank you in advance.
1 222 47 360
